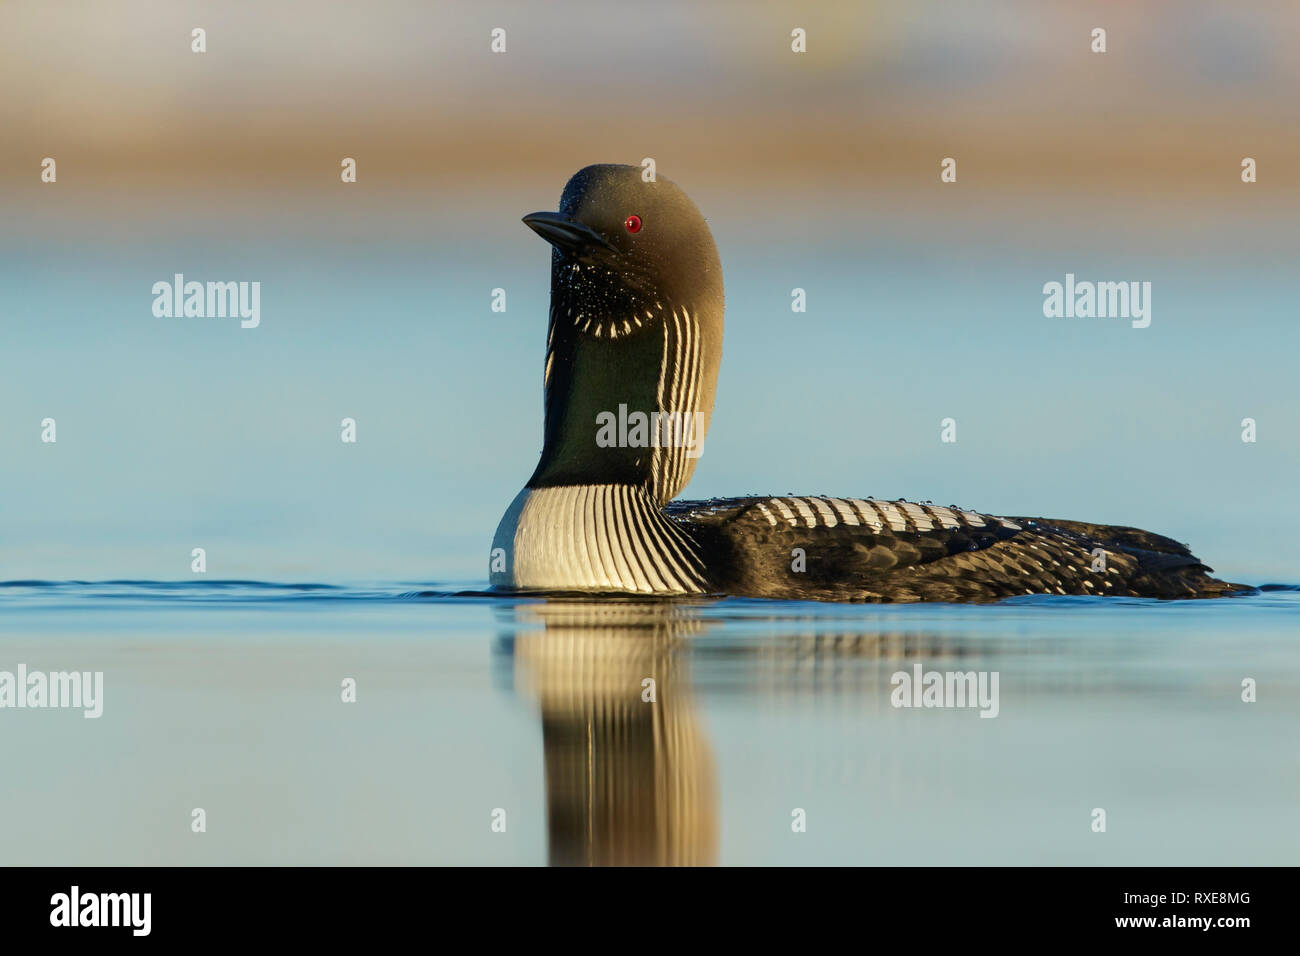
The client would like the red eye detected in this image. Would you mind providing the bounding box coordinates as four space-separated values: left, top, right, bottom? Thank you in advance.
624 214 642 233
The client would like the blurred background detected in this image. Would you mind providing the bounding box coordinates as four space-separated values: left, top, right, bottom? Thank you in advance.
2 0 1297 583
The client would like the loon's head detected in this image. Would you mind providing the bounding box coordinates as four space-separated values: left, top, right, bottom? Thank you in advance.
522 164 724 504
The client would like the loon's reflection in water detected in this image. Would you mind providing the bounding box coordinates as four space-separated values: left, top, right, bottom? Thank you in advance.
483 591 1300 866
497 599 718 866
491 597 1030 867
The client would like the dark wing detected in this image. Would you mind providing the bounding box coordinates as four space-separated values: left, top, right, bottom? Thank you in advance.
666 495 1246 603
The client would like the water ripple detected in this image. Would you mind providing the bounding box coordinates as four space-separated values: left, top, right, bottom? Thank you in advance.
0 579 1296 613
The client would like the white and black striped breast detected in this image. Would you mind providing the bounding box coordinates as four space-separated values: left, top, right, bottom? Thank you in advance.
492 484 709 594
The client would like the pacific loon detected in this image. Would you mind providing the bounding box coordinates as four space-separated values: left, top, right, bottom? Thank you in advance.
491 164 1244 603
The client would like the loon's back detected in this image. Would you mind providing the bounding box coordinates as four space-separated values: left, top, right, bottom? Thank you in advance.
668 496 1247 603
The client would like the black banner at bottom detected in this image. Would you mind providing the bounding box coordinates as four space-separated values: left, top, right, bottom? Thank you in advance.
0 866 1276 942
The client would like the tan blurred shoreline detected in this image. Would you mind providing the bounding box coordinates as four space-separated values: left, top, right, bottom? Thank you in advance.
5 0 1298 222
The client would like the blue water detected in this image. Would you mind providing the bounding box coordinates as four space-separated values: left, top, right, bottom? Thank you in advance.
1 582 1296 865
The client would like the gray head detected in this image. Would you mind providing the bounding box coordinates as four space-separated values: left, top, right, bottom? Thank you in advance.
522 165 724 503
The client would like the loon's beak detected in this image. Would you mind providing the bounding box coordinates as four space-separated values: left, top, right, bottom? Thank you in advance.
522 212 614 254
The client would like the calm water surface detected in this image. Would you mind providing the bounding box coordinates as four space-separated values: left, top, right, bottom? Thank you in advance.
1 582 1297 865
